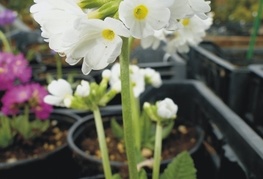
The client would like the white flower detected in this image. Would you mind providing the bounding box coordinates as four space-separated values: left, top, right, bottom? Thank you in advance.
102 69 112 79
75 80 90 97
164 14 213 54
166 0 191 30
130 68 145 97
63 17 130 75
30 0 86 52
108 63 145 97
44 79 73 107
164 30 188 54
187 0 211 19
167 0 211 30
157 98 178 119
143 68 162 88
119 0 171 38
140 29 166 50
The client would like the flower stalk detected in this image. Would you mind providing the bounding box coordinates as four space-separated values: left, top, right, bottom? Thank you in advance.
93 105 113 179
152 121 163 179
120 37 138 179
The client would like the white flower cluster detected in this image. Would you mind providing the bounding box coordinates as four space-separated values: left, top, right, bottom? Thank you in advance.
44 79 90 107
30 0 211 75
106 63 162 97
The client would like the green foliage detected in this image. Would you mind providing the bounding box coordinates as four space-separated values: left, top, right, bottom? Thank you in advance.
160 151 197 179
0 116 15 148
211 0 262 23
110 118 124 140
11 114 50 141
0 0 34 13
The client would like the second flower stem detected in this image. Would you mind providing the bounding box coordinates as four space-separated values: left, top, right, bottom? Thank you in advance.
153 121 162 179
93 106 112 179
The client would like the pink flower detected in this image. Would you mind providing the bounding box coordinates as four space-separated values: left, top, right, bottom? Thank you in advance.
0 52 32 90
1 83 53 120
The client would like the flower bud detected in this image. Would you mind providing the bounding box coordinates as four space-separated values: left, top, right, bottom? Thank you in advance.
88 1 119 19
75 80 90 97
77 0 109 9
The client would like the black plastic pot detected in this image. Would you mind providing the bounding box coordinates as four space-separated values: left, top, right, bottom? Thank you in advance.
242 64 263 137
187 43 250 117
0 110 81 179
131 43 186 80
140 80 263 179
67 105 204 178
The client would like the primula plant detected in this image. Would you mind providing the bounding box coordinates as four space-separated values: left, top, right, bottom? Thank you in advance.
0 83 53 148
30 0 212 178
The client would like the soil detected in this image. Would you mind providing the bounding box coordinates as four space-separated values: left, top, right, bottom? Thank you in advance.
78 117 201 165
0 119 68 164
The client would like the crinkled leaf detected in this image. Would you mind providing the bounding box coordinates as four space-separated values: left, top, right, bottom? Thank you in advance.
160 151 197 179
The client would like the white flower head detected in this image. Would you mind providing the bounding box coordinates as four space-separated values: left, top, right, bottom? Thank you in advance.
64 17 130 75
143 68 162 88
44 79 73 107
157 98 178 119
119 0 171 38
167 0 211 30
102 69 112 79
75 80 90 97
30 0 86 52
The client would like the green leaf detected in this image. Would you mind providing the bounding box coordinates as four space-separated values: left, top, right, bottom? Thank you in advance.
160 151 197 179
110 118 123 139
0 116 15 148
12 114 32 140
162 121 174 140
112 173 122 179
30 119 50 138
139 168 148 179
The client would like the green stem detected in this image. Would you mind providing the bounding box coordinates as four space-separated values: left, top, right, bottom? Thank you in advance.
246 0 263 60
120 37 138 179
93 106 112 179
131 93 141 150
152 122 162 179
55 54 62 79
0 30 12 52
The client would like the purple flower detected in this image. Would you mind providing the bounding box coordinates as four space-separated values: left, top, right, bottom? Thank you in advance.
1 83 53 120
0 52 32 90
0 9 17 26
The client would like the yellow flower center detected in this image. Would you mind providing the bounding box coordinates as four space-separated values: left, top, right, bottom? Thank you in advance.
182 19 190 26
102 29 115 41
134 5 148 20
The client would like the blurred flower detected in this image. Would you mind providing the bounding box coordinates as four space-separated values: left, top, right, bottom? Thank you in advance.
44 79 73 107
0 52 32 90
0 9 17 26
1 83 53 119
